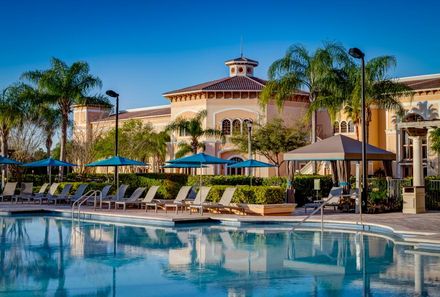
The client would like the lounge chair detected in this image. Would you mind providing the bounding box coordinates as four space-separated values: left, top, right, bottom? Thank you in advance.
48 184 73 205
13 182 33 203
132 186 160 210
34 183 60 204
0 182 17 202
100 184 128 208
190 187 239 215
82 184 112 207
114 187 146 210
33 183 49 199
304 187 343 213
145 186 191 213
186 187 212 214
68 184 88 204
102 188 140 209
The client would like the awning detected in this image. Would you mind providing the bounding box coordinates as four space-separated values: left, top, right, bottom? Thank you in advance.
284 134 396 161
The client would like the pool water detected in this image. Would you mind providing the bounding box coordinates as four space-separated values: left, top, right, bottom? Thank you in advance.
1 215 439 297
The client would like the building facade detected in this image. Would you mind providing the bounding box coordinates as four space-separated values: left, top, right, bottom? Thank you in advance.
73 57 440 178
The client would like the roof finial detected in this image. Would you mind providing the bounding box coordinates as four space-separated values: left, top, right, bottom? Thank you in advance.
240 35 243 58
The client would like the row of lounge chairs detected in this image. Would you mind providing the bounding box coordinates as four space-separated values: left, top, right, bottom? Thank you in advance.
0 182 89 205
0 182 243 215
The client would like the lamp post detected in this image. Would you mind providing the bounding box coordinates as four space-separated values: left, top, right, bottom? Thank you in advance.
349 48 367 220
106 90 120 188
247 121 253 177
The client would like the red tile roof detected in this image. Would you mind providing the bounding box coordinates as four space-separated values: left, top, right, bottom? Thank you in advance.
100 107 171 121
401 77 440 90
163 76 267 95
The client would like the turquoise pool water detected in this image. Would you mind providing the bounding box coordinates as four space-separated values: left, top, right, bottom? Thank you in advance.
0 215 439 296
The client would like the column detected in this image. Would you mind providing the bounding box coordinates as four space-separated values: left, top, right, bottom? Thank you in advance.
414 253 424 295
411 136 424 187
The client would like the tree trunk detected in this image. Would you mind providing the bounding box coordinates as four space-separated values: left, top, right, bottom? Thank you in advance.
46 135 53 157
1 130 8 188
355 124 360 141
59 108 69 179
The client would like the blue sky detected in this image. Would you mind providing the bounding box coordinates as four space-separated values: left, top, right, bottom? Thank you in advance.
1 0 440 110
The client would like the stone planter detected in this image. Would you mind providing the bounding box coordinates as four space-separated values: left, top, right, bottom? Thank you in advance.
236 203 296 216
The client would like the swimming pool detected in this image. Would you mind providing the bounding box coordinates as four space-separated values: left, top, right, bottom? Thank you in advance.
1 214 439 296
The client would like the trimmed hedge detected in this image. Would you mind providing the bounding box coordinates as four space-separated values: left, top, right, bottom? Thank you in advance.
292 175 334 207
205 185 285 204
187 175 287 187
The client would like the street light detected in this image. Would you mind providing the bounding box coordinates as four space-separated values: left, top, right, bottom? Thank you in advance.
247 120 253 177
349 47 367 221
106 90 120 188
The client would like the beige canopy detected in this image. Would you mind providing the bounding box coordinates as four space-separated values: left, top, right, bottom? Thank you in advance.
284 135 396 161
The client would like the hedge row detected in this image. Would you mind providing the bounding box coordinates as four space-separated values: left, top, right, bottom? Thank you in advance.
187 175 287 187
205 186 285 204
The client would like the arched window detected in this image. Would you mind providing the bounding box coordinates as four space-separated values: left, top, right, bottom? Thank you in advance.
179 127 187 137
232 119 241 135
228 157 244 175
340 121 347 133
333 121 340 134
348 121 354 133
222 119 231 135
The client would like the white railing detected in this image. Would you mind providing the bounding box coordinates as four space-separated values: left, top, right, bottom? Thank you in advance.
71 190 101 219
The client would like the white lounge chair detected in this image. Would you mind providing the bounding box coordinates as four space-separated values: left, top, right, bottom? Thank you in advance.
34 183 60 204
13 182 33 203
100 184 128 208
114 187 146 210
145 186 191 213
190 187 240 215
48 184 72 205
0 182 17 202
33 183 49 199
186 187 212 214
304 186 343 213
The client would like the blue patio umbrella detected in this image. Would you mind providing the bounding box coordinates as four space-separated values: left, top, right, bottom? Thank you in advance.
0 156 21 188
85 156 147 167
85 156 147 187
167 153 233 165
167 153 232 187
0 156 21 165
162 163 208 169
23 157 77 184
228 159 275 185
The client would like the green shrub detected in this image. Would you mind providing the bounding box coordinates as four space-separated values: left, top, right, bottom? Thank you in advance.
292 175 334 206
205 185 284 204
187 175 288 187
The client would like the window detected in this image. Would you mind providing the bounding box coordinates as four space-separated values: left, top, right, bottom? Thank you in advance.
179 127 187 137
348 121 354 133
333 121 340 134
222 119 231 135
340 121 347 133
228 157 244 175
232 119 241 135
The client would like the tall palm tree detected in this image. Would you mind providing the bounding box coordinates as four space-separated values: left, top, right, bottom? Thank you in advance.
0 84 29 157
260 42 351 144
349 56 412 141
38 106 61 157
166 110 224 158
21 58 106 165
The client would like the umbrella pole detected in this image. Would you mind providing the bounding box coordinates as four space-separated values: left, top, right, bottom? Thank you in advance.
49 166 52 184
199 162 202 189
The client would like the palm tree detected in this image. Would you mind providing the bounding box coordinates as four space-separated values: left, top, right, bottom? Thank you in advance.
38 106 61 157
150 131 170 172
21 58 107 165
260 42 351 144
0 84 29 157
348 56 412 142
166 110 224 158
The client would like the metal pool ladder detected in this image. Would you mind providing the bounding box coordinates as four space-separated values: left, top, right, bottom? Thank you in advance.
292 199 329 231
71 190 101 220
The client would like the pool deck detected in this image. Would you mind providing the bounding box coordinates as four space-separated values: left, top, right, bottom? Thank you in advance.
1 202 440 244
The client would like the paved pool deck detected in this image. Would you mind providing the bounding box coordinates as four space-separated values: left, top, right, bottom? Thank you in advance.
1 202 440 244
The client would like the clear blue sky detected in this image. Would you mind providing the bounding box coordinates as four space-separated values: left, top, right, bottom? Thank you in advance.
1 0 439 110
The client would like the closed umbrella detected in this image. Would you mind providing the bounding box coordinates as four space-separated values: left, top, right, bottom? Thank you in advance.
85 156 147 187
228 159 275 185
23 158 76 184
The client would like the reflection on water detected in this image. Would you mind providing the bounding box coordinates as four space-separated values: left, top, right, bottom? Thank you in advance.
1 216 440 296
